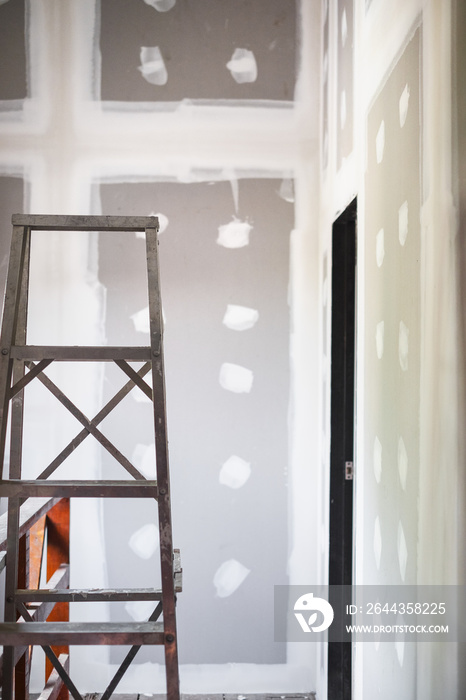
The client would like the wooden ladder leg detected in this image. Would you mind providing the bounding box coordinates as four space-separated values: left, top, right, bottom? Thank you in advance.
2 225 30 699
0 225 28 476
45 498 70 700
15 532 31 700
145 224 180 700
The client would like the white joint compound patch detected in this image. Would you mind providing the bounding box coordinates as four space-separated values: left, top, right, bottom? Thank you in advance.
138 46 168 85
398 436 408 490
340 89 347 130
376 320 384 359
395 631 405 668
226 48 257 83
399 321 409 371
376 120 385 164
278 178 294 203
219 362 253 393
374 516 382 570
217 219 252 248
397 521 408 581
376 228 385 267
219 455 251 489
125 599 156 621
213 559 250 597
131 306 150 334
143 0 176 10
222 304 259 331
132 443 156 479
128 523 159 560
373 436 382 483
398 200 408 246
341 8 348 47
399 84 410 128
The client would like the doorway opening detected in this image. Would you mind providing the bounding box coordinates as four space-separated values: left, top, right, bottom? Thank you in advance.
328 198 357 700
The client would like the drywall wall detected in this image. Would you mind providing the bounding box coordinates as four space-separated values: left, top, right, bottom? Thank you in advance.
0 0 321 694
95 178 292 667
320 0 465 699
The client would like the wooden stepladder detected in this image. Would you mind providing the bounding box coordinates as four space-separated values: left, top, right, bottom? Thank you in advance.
0 215 181 700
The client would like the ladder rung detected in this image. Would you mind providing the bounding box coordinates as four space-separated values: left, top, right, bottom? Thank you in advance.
0 621 165 645
12 214 159 232
0 480 158 498
15 588 163 603
10 346 152 362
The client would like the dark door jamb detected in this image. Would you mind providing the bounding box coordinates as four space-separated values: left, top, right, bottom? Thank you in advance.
328 198 357 700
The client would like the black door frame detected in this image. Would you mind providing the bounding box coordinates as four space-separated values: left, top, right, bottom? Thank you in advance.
328 198 357 700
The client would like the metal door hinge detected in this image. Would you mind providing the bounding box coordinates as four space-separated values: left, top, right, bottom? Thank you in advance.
345 461 353 480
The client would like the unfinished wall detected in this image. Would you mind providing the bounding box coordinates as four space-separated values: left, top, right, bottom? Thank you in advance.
319 0 465 699
0 0 321 694
95 178 291 667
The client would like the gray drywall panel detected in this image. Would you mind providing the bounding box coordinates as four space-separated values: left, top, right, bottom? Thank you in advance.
0 0 27 102
97 178 292 664
99 0 297 102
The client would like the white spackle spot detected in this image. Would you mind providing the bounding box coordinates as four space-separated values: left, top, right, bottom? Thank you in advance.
226 48 257 83
399 321 409 371
399 84 410 127
143 0 176 10
222 304 259 331
398 200 408 246
322 276 328 307
395 633 405 668
278 178 294 203
376 228 385 267
397 521 408 581
217 219 252 248
398 436 408 490
229 177 239 212
376 120 385 163
138 46 168 85
213 559 250 597
219 455 251 489
219 362 253 393
131 306 150 334
132 389 152 404
374 516 382 570
125 600 156 621
373 436 382 483
340 89 347 130
140 211 169 236
129 523 159 560
376 321 384 359
132 443 156 479
341 8 348 47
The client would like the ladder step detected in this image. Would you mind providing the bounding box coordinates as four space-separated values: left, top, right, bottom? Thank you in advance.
15 588 164 603
10 346 152 362
12 214 159 232
0 480 158 498
0 622 165 646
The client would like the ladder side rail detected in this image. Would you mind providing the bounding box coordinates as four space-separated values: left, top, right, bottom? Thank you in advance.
0 224 28 476
11 225 32 700
2 225 31 699
145 225 180 700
